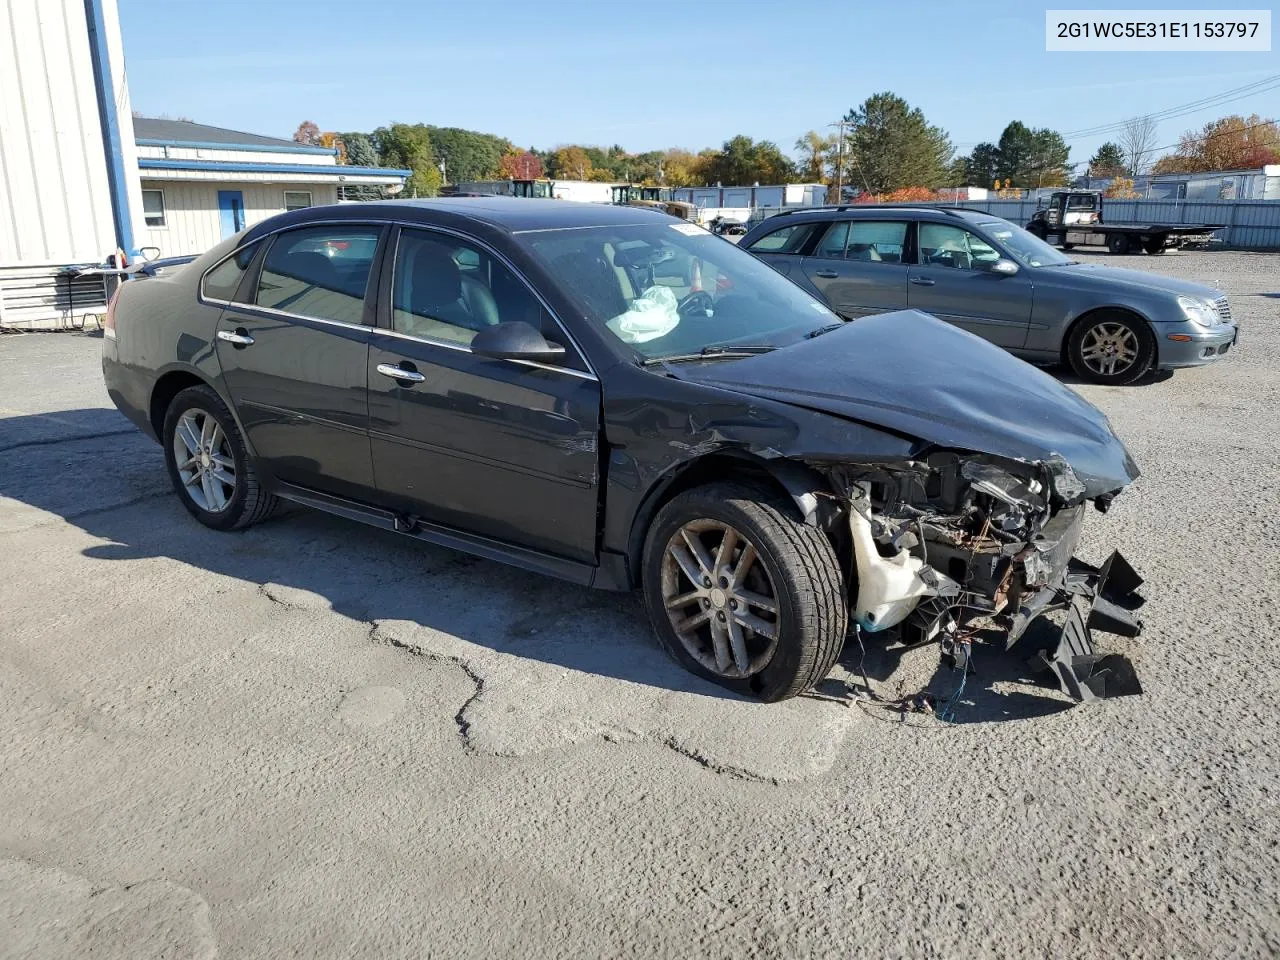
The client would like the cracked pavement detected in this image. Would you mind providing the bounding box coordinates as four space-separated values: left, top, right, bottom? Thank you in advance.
2 250 1279 958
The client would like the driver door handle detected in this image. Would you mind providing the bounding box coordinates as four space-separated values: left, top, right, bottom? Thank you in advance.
216 329 254 346
910 277 936 286
376 362 426 384
813 270 839 279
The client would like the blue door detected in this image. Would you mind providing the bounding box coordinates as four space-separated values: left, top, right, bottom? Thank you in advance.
218 190 246 238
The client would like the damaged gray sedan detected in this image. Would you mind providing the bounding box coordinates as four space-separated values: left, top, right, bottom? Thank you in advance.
103 198 1143 705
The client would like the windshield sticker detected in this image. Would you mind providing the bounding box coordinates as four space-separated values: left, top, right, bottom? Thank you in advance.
670 223 707 237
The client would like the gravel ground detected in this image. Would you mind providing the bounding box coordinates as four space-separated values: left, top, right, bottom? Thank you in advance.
2 249 1278 959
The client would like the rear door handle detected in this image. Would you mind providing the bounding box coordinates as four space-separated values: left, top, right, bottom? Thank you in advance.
376 362 426 384
216 329 254 346
910 277 936 286
813 270 839 279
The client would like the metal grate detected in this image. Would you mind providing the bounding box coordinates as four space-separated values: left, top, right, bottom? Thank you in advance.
1214 295 1232 323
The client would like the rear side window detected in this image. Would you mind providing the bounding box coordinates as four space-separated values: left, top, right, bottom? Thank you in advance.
813 221 851 258
255 225 381 324
201 241 261 303
845 221 908 263
747 222 818 254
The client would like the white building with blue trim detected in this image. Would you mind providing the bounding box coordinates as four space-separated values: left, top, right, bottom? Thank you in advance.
0 0 408 328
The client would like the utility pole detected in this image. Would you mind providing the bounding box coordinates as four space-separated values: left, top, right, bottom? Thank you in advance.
827 119 846 203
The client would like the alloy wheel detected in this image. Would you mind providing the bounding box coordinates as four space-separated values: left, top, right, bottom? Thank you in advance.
172 409 237 513
1079 322 1139 377
660 519 780 678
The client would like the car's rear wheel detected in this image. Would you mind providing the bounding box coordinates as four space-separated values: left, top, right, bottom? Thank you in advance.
1067 313 1155 386
162 385 275 531
641 482 847 701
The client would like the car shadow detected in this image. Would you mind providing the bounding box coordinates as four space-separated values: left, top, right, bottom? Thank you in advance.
3 407 1080 721
1047 364 1174 388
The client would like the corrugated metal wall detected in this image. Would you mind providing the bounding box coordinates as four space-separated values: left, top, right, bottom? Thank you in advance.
917 199 1280 250
138 180 339 257
0 0 118 266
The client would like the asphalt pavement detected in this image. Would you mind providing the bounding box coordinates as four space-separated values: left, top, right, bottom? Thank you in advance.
2 249 1277 959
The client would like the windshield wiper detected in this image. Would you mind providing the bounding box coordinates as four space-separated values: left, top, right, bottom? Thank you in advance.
640 344 776 366
805 322 845 339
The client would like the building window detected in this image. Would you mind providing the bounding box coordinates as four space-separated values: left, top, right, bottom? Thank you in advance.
142 189 165 227
284 191 313 211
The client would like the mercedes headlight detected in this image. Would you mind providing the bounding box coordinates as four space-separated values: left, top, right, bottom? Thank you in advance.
1178 296 1220 328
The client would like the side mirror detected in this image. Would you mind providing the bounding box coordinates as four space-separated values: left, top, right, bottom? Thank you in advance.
471 321 567 362
990 258 1019 276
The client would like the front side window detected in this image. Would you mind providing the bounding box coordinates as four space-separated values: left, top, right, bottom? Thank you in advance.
392 229 549 349
255 225 381 324
284 191 312 211
142 189 165 227
746 222 819 254
201 240 261 303
918 223 1002 271
516 222 838 361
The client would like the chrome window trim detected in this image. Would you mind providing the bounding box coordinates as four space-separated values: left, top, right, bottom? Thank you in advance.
386 221 597 379
370 326 597 382
216 300 371 333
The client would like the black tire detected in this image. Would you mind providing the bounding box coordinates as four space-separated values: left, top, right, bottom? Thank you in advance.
641 481 847 702
1144 238 1167 255
1027 221 1047 240
1066 312 1155 386
1060 241 1075 251
1106 233 1130 255
162 384 276 531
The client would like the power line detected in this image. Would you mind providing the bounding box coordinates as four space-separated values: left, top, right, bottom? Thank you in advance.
1062 74 1280 139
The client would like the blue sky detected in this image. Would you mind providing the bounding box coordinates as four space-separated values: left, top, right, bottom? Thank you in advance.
120 0 1279 169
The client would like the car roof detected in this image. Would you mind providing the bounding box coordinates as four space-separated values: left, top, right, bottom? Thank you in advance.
750 205 1001 228
362 196 670 232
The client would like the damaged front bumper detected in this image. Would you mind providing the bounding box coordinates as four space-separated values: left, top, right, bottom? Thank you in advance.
1023 552 1145 701
823 455 1145 704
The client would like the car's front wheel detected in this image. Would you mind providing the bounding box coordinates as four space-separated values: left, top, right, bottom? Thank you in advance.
1067 313 1155 386
162 384 276 531
641 482 847 702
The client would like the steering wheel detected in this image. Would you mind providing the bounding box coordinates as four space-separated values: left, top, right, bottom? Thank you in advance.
678 290 716 319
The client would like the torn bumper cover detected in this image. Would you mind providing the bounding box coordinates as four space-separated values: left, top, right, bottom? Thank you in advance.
1022 552 1145 701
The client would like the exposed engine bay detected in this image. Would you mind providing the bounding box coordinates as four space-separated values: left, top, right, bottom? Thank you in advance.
809 452 1145 702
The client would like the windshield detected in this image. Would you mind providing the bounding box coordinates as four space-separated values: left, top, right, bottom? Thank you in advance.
516 222 839 360
978 220 1072 267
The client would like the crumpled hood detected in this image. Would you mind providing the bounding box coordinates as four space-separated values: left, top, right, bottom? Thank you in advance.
1051 262 1222 300
676 310 1140 497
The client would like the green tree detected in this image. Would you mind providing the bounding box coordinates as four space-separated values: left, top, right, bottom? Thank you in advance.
339 132 378 168
702 136 795 185
426 126 512 183
995 121 1071 186
960 143 1001 186
371 123 441 197
1089 141 1127 177
844 93 952 193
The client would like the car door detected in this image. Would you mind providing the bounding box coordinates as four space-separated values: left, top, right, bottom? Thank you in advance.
213 222 385 500
799 220 911 319
907 221 1033 348
367 225 602 563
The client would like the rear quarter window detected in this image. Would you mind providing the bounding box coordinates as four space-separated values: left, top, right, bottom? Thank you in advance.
201 241 261 303
746 222 819 254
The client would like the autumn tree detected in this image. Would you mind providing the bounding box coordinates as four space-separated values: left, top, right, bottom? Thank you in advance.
661 148 704 186
293 121 322 146
1104 177 1140 199
1152 114 1280 174
794 130 835 183
844 93 952 193
498 150 544 180
318 131 346 163
549 146 593 180
371 123 441 197
1089 141 1127 177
